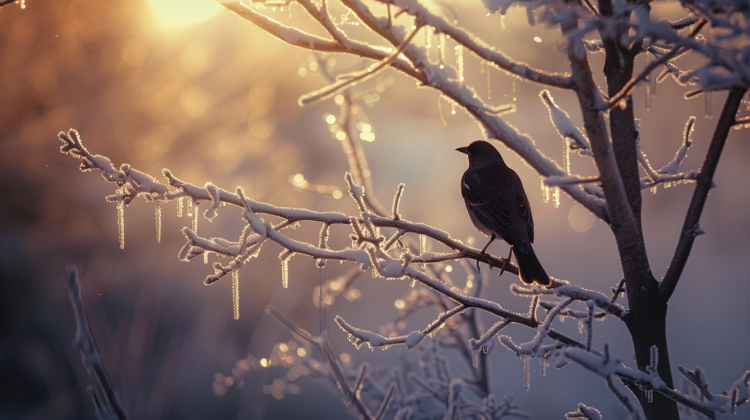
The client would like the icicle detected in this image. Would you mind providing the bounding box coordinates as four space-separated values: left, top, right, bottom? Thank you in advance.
232 270 240 320
645 82 652 111
472 350 479 369
410 279 416 288
187 195 194 217
420 235 427 271
204 251 209 264
439 33 446 63
523 355 530 391
563 138 570 174
540 357 547 376
117 193 125 250
177 196 184 217
500 14 505 30
487 62 491 100
646 389 653 403
455 45 464 84
578 320 584 334
704 91 713 119
650 186 657 194
282 256 290 288
155 201 162 243
192 201 199 234
541 179 550 204
512 80 517 102
424 26 431 62
438 95 448 126
553 187 560 208
450 101 456 115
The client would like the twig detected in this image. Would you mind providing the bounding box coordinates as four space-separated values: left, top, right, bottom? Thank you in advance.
299 25 422 106
64 265 128 420
660 87 747 303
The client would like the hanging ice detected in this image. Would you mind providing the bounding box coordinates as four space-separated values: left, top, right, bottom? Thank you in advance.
187 196 194 217
438 95 448 126
455 45 464 84
192 200 199 234
177 196 184 217
117 196 125 250
487 62 491 100
420 234 427 271
523 355 531 391
439 33 446 63
281 255 291 289
155 202 162 243
553 187 560 208
541 179 550 204
232 270 240 320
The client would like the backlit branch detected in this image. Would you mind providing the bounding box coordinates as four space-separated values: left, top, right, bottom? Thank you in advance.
564 346 750 419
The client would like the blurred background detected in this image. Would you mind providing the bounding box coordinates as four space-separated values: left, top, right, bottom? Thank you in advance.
0 0 747 418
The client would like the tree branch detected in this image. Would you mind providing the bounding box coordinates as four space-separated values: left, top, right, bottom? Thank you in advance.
659 87 747 303
64 265 128 420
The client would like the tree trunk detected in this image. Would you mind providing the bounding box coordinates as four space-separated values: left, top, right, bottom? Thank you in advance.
601 34 680 420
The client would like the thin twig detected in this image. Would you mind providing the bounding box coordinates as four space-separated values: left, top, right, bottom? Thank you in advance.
660 87 747 303
64 265 128 420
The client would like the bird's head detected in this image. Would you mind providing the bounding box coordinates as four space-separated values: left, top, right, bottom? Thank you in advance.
456 140 505 167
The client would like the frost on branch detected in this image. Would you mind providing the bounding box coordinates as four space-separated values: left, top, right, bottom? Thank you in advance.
565 403 602 420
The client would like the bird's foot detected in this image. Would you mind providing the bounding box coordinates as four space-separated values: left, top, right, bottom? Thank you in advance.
497 246 513 277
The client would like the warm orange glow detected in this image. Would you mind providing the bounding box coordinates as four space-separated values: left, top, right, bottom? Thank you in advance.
147 0 223 27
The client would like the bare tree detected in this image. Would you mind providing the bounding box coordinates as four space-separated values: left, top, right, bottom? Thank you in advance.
55 0 750 418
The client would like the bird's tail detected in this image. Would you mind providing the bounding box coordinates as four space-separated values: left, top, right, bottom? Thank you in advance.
513 245 550 286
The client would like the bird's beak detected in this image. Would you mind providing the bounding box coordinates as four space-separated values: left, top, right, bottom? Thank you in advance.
456 147 470 155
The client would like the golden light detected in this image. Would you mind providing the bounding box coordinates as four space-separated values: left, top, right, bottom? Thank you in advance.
147 0 223 27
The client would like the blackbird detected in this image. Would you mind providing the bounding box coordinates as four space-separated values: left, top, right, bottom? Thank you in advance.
457 140 550 286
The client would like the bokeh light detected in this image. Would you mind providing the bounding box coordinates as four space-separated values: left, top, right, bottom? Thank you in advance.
147 0 223 27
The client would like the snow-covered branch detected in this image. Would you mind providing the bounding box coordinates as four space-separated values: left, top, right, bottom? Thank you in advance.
564 345 750 419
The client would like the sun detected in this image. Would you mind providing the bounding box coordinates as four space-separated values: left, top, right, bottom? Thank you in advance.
147 0 224 27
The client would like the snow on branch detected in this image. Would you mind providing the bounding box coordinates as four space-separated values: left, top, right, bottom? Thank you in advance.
510 283 628 321
299 24 422 106
380 0 574 89
635 117 699 191
220 0 608 221
335 304 465 350
540 90 590 150
565 403 602 420
564 345 750 420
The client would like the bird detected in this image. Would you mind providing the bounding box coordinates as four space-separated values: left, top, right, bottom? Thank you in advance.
457 140 550 286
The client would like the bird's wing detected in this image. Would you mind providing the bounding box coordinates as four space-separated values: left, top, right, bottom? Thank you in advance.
511 170 534 244
461 169 512 242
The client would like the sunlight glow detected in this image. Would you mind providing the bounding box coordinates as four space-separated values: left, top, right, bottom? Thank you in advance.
147 0 223 27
